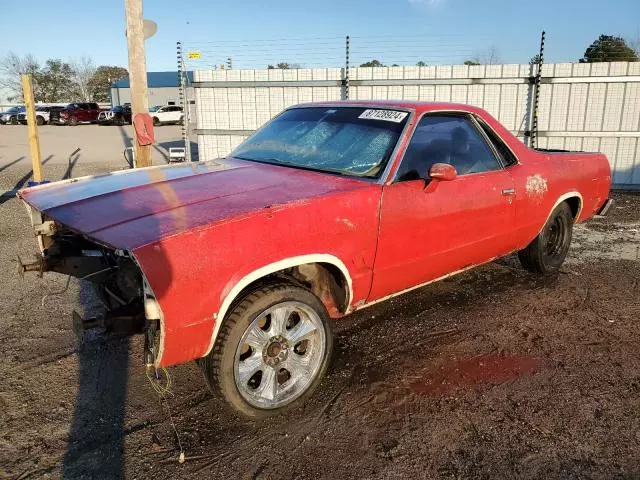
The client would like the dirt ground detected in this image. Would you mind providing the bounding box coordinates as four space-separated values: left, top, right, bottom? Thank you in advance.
1 128 640 479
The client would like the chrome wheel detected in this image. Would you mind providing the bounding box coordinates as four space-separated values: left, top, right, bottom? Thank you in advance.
234 301 326 409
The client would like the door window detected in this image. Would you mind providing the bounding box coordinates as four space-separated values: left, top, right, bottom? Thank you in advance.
396 114 502 182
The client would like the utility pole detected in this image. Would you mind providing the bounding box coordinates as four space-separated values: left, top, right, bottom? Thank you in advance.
21 75 42 183
124 0 152 167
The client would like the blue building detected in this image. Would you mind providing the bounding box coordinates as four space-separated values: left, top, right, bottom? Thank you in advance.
110 71 194 113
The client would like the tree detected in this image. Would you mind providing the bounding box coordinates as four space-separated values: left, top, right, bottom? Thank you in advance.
0 52 40 101
70 55 96 101
629 34 640 56
580 34 639 62
359 59 384 67
466 46 501 66
34 59 76 102
529 54 541 65
416 61 427 66
267 62 302 69
87 66 128 102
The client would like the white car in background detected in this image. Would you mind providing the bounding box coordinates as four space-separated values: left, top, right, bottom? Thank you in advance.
150 105 183 126
17 106 65 126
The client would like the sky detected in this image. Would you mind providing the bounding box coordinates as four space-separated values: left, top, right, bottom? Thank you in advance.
1 0 639 73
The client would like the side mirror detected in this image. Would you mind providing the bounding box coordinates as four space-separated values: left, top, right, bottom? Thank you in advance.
428 163 457 182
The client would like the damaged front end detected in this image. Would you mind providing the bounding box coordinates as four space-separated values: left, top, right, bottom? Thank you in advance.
19 204 162 366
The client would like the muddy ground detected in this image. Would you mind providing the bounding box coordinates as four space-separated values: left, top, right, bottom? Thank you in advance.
0 150 639 479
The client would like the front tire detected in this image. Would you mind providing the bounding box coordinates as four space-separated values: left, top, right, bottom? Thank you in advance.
199 282 334 419
36 116 45 126
69 116 78 126
518 202 574 274
152 116 159 126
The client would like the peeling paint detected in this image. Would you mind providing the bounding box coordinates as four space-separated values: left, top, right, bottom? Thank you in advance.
526 174 548 197
338 217 355 229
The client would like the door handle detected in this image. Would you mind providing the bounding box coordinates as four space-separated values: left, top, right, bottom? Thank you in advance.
502 188 516 195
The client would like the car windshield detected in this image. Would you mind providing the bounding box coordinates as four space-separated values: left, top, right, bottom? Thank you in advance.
112 106 123 112
231 107 409 178
5 107 21 113
149 106 160 112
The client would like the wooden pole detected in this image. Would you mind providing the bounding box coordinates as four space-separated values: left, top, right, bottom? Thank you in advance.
124 0 152 167
21 74 42 182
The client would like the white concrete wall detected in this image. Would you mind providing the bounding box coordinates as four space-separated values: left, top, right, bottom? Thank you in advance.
194 62 640 187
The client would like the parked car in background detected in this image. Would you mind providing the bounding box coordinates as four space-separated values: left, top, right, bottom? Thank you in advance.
0 106 25 125
18 106 65 126
97 104 132 126
151 105 183 125
18 101 612 419
50 102 101 125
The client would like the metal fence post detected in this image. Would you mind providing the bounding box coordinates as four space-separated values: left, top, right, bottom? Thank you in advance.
524 62 536 147
531 31 545 149
344 35 350 100
177 41 191 161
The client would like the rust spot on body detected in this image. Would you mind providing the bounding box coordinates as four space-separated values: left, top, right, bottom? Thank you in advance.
525 174 548 199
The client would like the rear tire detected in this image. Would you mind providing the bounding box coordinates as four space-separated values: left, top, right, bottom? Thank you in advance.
36 116 44 126
199 282 334 419
518 202 574 274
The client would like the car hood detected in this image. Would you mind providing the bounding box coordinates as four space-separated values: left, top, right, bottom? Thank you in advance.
19 158 375 250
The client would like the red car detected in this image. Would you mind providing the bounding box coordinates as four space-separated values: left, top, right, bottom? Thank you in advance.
18 101 611 418
50 102 101 125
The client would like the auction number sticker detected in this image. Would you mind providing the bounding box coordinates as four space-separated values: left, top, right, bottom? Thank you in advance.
358 109 408 123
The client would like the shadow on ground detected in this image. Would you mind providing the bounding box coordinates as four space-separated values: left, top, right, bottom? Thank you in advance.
61 282 131 479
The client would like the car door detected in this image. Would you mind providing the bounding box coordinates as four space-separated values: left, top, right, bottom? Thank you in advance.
166 106 180 122
88 103 100 121
174 106 183 123
154 107 166 122
368 113 517 301
77 103 89 122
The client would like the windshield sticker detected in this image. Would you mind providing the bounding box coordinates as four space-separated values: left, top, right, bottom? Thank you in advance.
358 109 408 123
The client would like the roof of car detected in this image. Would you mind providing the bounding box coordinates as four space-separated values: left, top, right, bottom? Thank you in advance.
291 100 485 114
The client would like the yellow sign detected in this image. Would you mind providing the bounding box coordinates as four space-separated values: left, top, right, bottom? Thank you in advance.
187 51 201 60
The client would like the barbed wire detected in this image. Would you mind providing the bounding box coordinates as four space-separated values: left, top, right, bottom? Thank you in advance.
181 34 640 71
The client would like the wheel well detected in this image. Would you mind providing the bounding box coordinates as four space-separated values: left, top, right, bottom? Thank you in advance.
564 196 582 220
231 262 349 318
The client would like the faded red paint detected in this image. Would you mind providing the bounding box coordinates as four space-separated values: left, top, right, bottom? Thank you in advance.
409 354 541 396
19 101 611 368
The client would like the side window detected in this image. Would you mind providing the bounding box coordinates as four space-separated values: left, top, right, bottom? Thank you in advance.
396 114 503 182
475 117 518 167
